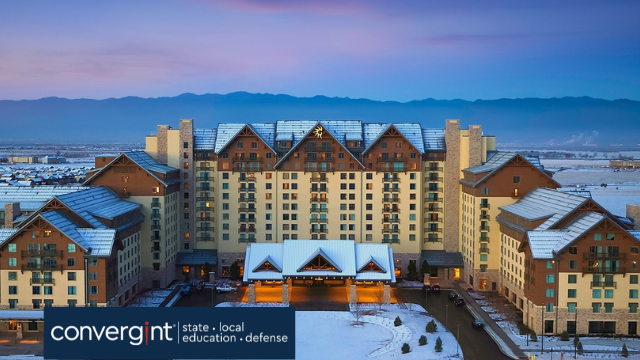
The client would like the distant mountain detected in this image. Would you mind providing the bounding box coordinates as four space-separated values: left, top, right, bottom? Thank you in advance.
1 92 638 148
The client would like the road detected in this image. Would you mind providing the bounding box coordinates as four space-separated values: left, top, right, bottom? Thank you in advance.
396 288 511 360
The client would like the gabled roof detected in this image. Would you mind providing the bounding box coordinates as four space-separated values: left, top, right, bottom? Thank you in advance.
357 256 386 273
244 243 285 281
56 187 141 228
500 188 590 225
194 129 217 151
84 152 179 187
362 124 425 154
213 124 277 155
0 229 18 247
274 122 365 169
421 129 446 151
253 255 283 272
297 248 342 272
461 152 556 188
0 186 90 211
76 228 117 256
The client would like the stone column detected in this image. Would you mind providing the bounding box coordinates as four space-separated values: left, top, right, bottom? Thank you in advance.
156 125 169 164
468 125 483 168
209 272 215 283
282 284 289 305
349 285 357 305
383 285 391 305
16 323 22 339
627 204 640 230
4 202 20 228
444 120 461 252
248 283 256 304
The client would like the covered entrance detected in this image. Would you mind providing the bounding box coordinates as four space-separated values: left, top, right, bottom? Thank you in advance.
421 250 464 288
243 240 395 305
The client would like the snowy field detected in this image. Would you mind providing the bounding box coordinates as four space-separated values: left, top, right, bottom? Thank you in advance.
209 303 461 360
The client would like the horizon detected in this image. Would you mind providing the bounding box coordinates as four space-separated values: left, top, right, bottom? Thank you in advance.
2 1 639 101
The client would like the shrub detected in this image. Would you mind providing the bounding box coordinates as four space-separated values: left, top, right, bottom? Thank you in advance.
577 341 584 355
518 323 530 335
425 320 437 333
529 330 538 342
622 343 629 358
435 337 443 352
394 316 402 327
401 343 410 354
560 330 570 341
419 335 427 346
573 334 580 347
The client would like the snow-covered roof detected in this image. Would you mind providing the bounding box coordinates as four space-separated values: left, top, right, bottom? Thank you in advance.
56 187 141 227
500 188 590 228
0 185 89 210
0 310 44 320
194 129 217 151
243 240 395 282
0 228 18 246
125 151 178 175
76 228 117 256
422 129 446 151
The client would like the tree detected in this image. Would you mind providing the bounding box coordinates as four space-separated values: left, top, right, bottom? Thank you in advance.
577 341 584 355
373 286 385 312
434 337 443 352
573 334 580 348
420 260 430 282
351 303 364 326
560 330 570 341
622 343 629 358
407 261 417 281
230 261 240 280
419 335 427 346
530 330 538 342
202 262 212 279
425 320 437 333
394 316 402 327
401 343 410 354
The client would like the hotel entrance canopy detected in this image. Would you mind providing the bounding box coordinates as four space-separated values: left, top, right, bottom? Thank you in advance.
243 240 396 283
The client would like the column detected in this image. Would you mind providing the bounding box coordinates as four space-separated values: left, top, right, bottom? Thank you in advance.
248 283 256 304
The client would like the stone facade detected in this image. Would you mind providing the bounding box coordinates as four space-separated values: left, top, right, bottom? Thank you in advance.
179 120 195 251
393 252 420 278
218 251 247 277
468 125 483 168
627 204 640 230
527 305 637 336
4 202 19 228
444 120 461 252
156 125 169 164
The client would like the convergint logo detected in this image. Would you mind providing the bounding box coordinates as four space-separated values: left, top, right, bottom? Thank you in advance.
50 322 175 346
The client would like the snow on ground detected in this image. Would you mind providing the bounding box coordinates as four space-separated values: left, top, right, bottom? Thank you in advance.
396 281 424 288
467 291 485 300
475 300 490 306
216 302 288 307
481 306 498 313
126 289 173 307
213 303 462 360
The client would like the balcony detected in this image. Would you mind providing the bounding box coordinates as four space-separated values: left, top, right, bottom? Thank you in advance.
382 208 400 213
309 187 328 193
310 207 328 213
196 177 211 182
377 156 405 163
196 196 212 201
424 228 442 233
480 236 490 243
424 207 442 213
382 198 401 203
382 228 400 233
479 247 490 254
382 188 401 193
590 281 617 289
239 188 257 193
428 167 443 172
233 156 262 163
196 207 212 213
479 225 490 231
239 176 257 182
150 224 162 230
425 188 442 193
151 246 161 252
196 166 212 171
480 215 490 220
310 176 329 183
151 201 161 208
198 217 212 222
238 238 257 243
197 186 211 191
382 177 401 183
426 198 442 203
238 197 256 203
21 250 63 259
424 237 442 243
196 226 212 231
197 236 213 241
306 145 333 152
22 264 63 273
583 252 626 260
30 278 55 285
382 238 400 244
310 228 328 234
480 203 490 209
423 218 441 223
238 228 256 233
426 176 443 182
238 218 256 223
310 218 329 224
238 207 256 213
150 235 161 241
151 213 161 219
310 198 329 203
583 266 626 274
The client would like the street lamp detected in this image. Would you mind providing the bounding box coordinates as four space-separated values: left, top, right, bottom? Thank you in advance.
445 305 449 329
456 325 460 356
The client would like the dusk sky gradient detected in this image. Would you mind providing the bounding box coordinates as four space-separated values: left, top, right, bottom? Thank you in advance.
1 0 639 101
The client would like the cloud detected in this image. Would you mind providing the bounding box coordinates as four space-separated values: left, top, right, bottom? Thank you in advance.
560 130 599 146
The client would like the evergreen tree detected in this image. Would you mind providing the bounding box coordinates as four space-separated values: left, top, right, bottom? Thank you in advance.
577 341 584 355
230 261 240 280
530 330 538 342
622 343 629 358
560 330 570 341
425 320 437 333
419 335 427 346
573 334 580 348
435 337 443 352
401 343 410 354
407 261 417 281
394 316 402 327
421 260 430 277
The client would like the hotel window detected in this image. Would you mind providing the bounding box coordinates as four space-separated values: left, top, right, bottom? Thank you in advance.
480 254 487 261
184 142 189 149
568 275 577 283
45 299 53 307
546 274 555 283
44 230 52 238
568 260 577 269
606 233 615 241
593 289 602 298
183 152 189 159
68 286 77 295
366 173 373 180
237 141 243 148
68 300 77 307
631 275 639 285
90 286 98 295
546 303 554 312
9 286 17 294
381 142 387 148
410 183 416 190
251 142 258 149
605 289 614 298
604 303 614 313
8 258 16 267
480 265 487 272
631 247 639 254
630 290 639 299
568 246 577 254
546 289 554 298
8 272 16 281
184 162 189 169
89 258 98 267
568 303 577 313
9 300 17 309
594 233 602 241
68 272 76 281
546 261 554 269
481 187 488 195
8 244 16 252
366 194 373 200
513 176 520 183
568 289 577 298
630 303 638 313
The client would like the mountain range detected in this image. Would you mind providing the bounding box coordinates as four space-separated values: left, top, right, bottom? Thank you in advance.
1 92 638 148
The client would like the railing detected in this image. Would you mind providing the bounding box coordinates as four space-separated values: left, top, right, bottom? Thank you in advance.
424 228 442 233
151 247 161 252
428 167 443 172
424 207 442 213
196 196 212 201
233 156 262 163
377 157 405 163
424 237 442 243
480 215 490 220
238 207 256 213
310 198 329 203
480 203 490 209
382 177 401 182
382 198 401 203
238 238 257 243
30 278 55 285
583 252 626 260
306 146 334 152
425 188 442 193
150 236 161 241
310 229 328 234
310 218 329 223
239 187 256 192
480 237 490 243
196 177 211 181
382 239 400 244
310 187 328 193
151 201 161 208
426 198 442 203
479 225 490 231
382 208 400 213
479 247 490 254
196 207 212 213
21 250 63 259
310 208 329 213
382 228 400 233
424 218 441 223
196 227 212 231
590 281 617 289
238 228 256 233
196 166 212 171
150 213 161 219
238 197 256 202
310 177 329 183
238 218 256 223
583 266 626 274
22 264 63 272
198 186 211 191
382 188 401 193
427 176 443 181
239 177 257 182
197 236 213 241
150 225 162 230
382 219 400 223
198 217 212 221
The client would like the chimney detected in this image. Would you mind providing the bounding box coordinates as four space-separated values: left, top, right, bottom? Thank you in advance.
4 202 20 228
627 204 640 230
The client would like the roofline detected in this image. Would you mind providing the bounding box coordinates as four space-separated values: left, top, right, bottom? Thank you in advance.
362 124 425 155
215 124 278 156
83 152 176 187
464 154 561 189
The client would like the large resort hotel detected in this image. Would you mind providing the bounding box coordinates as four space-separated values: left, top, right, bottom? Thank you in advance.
1 118 639 336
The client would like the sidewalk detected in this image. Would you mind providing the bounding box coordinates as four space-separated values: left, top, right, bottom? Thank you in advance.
453 282 527 359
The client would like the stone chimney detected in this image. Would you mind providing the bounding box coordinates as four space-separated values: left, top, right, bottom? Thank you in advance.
4 202 20 228
627 204 640 230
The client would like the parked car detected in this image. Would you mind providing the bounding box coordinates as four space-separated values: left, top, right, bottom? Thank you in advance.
448 291 457 301
216 284 238 293
471 319 484 328
454 296 465 306
431 285 441 293
180 285 191 296
423 284 432 292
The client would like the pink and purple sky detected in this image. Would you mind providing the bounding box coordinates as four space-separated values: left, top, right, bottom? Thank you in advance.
1 0 639 101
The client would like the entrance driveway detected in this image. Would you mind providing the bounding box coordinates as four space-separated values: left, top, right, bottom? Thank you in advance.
290 286 349 311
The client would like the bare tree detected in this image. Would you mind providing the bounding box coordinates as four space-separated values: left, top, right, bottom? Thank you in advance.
373 286 385 312
351 303 364 325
